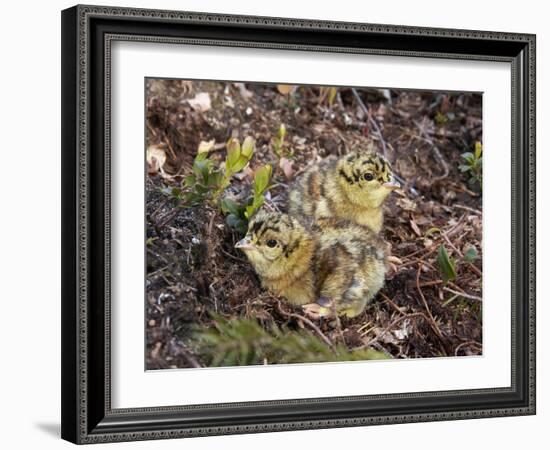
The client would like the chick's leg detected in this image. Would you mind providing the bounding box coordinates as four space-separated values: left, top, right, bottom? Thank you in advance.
302 296 334 320
338 277 372 318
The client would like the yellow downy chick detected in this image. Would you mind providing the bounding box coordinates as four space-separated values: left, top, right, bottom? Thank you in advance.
288 148 400 233
236 211 387 318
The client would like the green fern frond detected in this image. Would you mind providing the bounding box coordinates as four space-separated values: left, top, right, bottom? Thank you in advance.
191 315 390 367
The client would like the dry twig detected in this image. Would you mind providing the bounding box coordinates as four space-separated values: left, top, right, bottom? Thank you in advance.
361 312 430 349
414 118 449 181
415 267 446 344
351 88 388 158
443 287 482 302
275 301 335 351
454 340 482 356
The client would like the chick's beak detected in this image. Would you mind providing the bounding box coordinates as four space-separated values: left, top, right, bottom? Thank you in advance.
235 237 255 251
383 178 401 190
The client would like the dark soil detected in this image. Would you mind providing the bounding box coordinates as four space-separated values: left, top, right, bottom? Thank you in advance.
145 79 483 369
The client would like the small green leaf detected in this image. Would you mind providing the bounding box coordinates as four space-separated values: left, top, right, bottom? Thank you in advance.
194 184 209 195
236 220 248 234
434 111 448 124
241 136 255 159
195 152 209 163
327 88 337 106
184 174 196 187
208 171 223 189
463 247 478 263
225 214 240 228
474 141 482 159
171 187 182 199
161 187 182 199
184 191 202 205
225 214 248 233
437 245 456 282
245 196 265 219
279 123 286 140
220 198 241 216
194 160 211 181
424 227 441 237
254 164 272 194
231 157 249 174
226 138 241 171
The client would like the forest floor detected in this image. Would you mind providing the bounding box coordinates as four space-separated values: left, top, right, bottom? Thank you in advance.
145 79 483 369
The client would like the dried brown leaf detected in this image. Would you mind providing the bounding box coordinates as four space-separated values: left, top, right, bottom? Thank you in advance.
197 139 216 154
279 157 294 180
396 197 417 212
410 218 422 237
387 255 403 265
187 92 211 112
146 145 167 175
277 84 296 95
234 82 253 98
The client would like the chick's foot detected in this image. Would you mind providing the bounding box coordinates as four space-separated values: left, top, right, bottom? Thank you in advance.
302 297 335 320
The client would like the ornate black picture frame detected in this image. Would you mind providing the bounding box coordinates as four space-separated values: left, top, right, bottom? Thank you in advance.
61 4 536 444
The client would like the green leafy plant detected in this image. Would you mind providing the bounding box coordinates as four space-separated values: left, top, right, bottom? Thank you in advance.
463 246 479 263
181 151 222 204
459 141 483 188
220 137 255 194
219 197 247 233
319 86 338 106
220 164 273 234
246 165 272 218
191 315 390 367
434 111 449 125
437 244 479 283
164 137 255 206
437 245 457 283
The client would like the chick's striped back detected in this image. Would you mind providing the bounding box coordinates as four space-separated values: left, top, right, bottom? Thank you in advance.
288 156 338 226
311 218 388 316
288 150 397 233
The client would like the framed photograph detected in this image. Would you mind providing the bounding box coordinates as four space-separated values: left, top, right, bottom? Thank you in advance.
61 5 536 444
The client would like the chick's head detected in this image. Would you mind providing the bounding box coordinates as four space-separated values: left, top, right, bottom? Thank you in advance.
337 151 400 208
235 211 313 280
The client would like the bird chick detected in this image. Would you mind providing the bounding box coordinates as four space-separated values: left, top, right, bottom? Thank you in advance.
235 211 387 318
288 148 400 233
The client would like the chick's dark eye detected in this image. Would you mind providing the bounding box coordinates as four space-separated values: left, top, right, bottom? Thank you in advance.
363 173 374 181
266 239 277 248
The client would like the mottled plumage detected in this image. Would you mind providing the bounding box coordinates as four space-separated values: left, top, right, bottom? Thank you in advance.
288 148 399 233
236 211 387 318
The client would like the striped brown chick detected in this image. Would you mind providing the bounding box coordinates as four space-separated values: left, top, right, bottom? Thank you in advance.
236 211 387 318
288 148 400 233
